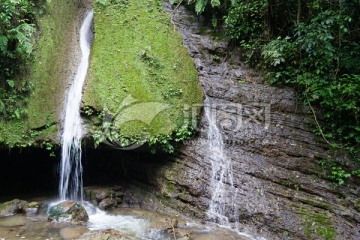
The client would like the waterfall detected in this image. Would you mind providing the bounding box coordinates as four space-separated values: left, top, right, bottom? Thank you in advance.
59 10 93 201
205 98 239 229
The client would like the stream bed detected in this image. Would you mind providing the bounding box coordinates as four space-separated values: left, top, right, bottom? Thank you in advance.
0 196 255 240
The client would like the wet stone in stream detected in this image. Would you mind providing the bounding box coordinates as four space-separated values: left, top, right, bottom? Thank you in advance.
48 201 89 223
0 199 41 217
84 185 124 210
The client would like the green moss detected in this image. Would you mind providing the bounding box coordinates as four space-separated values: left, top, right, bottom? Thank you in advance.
301 199 331 210
84 0 203 139
0 0 78 147
296 208 337 240
166 181 175 192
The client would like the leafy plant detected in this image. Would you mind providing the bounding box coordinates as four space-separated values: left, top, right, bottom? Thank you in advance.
262 9 360 153
317 160 358 186
0 0 38 119
90 110 196 154
42 140 56 157
225 0 266 40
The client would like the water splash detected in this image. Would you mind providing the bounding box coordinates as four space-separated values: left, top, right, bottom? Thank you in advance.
59 10 93 201
205 97 239 228
83 203 170 240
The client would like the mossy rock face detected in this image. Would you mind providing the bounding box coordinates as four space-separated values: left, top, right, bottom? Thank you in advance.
83 0 203 144
0 199 28 217
0 0 79 147
296 207 337 240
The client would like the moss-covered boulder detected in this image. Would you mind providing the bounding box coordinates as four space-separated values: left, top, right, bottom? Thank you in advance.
48 201 89 223
0 199 28 217
0 199 41 217
83 0 203 149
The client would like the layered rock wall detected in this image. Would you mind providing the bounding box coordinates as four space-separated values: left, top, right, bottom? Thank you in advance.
142 3 360 240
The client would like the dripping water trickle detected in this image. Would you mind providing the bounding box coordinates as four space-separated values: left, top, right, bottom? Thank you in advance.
59 10 93 201
205 97 239 230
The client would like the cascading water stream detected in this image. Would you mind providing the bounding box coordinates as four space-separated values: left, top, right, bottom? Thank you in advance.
59 10 93 201
205 97 239 229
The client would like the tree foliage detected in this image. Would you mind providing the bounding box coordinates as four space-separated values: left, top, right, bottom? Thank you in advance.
0 0 38 119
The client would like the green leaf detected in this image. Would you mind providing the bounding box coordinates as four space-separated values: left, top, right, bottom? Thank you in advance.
0 35 8 53
14 109 21 119
7 80 15 88
195 0 208 14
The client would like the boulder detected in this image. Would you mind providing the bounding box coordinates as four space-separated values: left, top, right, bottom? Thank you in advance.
48 201 89 223
84 186 124 207
0 199 28 217
99 198 117 210
96 190 112 201
25 202 41 216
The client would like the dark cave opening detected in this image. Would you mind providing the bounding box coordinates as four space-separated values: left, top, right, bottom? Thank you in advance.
0 146 167 201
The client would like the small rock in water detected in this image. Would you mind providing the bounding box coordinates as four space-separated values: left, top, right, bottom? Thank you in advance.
99 198 117 210
48 201 89 223
25 201 41 216
84 186 124 207
96 190 111 201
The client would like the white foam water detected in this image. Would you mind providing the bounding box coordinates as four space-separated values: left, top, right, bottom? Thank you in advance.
84 203 147 234
83 203 169 240
59 10 93 201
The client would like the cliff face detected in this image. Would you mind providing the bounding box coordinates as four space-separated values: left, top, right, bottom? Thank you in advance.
139 3 360 240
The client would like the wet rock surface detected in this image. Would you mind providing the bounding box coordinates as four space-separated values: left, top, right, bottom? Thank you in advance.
0 199 28 217
84 186 124 209
0 199 41 217
99 198 118 210
60 225 89 240
128 2 360 240
48 201 89 223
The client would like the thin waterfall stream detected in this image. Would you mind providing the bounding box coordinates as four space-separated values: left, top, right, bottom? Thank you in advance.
204 97 239 230
59 10 93 201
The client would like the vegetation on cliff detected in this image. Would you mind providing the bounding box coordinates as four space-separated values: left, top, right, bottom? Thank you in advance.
0 0 202 152
84 0 203 152
0 0 79 147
